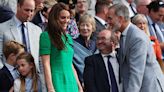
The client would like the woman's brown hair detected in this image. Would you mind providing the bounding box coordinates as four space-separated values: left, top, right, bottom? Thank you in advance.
48 2 70 50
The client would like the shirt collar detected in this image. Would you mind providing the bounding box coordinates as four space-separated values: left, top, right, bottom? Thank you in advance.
101 50 116 58
95 16 107 26
5 63 15 72
122 22 131 36
13 16 27 27
39 11 47 23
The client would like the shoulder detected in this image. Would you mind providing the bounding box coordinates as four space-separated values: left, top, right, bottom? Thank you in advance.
128 24 148 41
14 78 21 87
27 22 42 31
40 31 49 40
0 66 8 73
40 31 50 43
14 78 21 91
85 54 100 62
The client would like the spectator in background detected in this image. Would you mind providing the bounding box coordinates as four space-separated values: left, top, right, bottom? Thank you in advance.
135 0 152 15
131 14 164 73
121 0 137 18
92 0 109 40
34 0 44 14
39 3 83 92
0 41 25 91
0 5 15 23
146 1 164 59
73 14 97 85
87 0 96 16
32 0 57 31
0 0 17 14
75 0 88 23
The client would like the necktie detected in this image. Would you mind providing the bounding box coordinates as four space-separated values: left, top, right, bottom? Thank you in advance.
129 4 137 15
152 23 164 42
107 55 119 92
13 67 19 79
21 23 27 51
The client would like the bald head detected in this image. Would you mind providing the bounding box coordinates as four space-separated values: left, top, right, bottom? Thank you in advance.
99 29 111 39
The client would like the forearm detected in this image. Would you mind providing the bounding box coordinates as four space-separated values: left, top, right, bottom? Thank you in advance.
72 65 83 92
41 55 55 92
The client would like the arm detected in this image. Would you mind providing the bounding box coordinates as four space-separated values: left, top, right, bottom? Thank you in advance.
41 55 55 92
125 37 148 92
9 86 13 92
83 57 98 92
72 65 83 92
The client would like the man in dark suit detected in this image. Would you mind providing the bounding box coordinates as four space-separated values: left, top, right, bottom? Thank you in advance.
0 41 25 91
84 29 121 92
91 1 109 40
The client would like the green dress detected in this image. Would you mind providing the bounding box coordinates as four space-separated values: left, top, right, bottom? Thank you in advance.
39 32 78 92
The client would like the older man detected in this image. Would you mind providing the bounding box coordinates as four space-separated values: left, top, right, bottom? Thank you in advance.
108 3 164 92
84 29 121 92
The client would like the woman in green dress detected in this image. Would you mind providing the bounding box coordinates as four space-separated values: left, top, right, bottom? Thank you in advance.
39 3 83 92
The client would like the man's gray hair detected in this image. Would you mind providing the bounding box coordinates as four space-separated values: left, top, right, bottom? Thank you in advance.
109 3 130 21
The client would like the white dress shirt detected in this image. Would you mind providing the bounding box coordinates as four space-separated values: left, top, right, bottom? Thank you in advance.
95 16 108 28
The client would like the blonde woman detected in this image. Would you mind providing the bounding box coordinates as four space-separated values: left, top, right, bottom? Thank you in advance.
132 14 164 73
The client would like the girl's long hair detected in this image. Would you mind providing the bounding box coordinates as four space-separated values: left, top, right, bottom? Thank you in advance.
17 52 38 92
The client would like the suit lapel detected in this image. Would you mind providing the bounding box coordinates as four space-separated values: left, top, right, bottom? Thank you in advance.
95 18 106 30
96 53 111 86
3 66 14 83
120 24 133 65
9 18 21 42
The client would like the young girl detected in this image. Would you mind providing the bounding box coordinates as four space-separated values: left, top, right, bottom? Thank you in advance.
14 52 42 92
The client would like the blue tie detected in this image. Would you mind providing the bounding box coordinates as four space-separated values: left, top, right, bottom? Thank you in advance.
107 55 118 92
21 23 27 52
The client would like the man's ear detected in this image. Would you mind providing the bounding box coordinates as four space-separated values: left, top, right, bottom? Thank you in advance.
118 16 124 21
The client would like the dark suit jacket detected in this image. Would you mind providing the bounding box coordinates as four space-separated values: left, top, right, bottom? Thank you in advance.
0 66 14 92
84 53 110 92
31 11 42 26
91 18 106 40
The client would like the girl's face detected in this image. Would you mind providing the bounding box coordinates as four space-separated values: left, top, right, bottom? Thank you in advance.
79 22 93 38
17 59 33 77
58 10 70 30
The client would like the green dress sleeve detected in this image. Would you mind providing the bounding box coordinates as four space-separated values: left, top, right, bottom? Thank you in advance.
39 32 51 55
